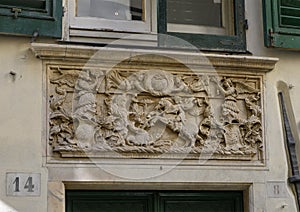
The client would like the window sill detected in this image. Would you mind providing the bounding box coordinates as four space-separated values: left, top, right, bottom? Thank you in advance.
31 43 278 72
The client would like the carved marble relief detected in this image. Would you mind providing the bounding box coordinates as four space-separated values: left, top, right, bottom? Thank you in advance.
48 66 263 161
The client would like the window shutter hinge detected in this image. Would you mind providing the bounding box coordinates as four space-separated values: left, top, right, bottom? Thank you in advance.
244 19 248 30
11 8 22 19
268 28 275 41
269 28 274 37
268 28 275 46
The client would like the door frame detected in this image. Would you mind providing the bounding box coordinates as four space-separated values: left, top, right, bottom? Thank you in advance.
48 181 251 212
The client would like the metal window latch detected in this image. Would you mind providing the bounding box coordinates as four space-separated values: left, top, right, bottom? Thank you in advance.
31 30 39 43
11 8 22 18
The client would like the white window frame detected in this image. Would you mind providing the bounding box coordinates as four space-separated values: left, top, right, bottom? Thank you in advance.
64 0 239 50
69 0 152 33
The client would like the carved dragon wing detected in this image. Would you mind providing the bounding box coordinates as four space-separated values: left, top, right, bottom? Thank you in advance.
50 69 79 89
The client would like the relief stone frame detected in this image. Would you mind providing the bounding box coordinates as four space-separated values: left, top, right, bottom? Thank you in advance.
32 44 278 167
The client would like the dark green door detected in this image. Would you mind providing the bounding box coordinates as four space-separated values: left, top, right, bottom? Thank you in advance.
66 190 244 212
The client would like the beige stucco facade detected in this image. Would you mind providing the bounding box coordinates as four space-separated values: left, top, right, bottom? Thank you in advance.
1 1 300 212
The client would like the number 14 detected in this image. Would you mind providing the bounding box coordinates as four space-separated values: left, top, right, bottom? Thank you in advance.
13 177 34 192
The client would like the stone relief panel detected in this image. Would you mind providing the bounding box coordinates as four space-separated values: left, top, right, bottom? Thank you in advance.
48 65 264 162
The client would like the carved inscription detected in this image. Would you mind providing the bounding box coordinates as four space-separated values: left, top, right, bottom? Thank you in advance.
48 66 263 161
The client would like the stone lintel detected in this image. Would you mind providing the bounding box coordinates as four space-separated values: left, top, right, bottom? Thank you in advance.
31 43 278 72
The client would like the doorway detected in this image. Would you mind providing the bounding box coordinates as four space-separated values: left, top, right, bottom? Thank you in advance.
66 190 244 212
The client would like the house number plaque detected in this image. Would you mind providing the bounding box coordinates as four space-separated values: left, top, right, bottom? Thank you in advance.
6 173 41 196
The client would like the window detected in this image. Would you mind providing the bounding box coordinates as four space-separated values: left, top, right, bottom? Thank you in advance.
0 0 62 37
0 0 246 52
69 0 151 33
158 0 246 52
69 0 246 52
67 0 246 52
263 0 300 49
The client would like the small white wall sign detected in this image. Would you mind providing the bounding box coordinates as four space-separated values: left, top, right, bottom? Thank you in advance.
267 181 287 198
6 173 41 196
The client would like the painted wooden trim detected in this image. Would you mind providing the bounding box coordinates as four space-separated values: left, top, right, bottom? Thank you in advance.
0 0 62 37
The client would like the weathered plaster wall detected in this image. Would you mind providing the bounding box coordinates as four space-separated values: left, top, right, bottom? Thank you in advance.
0 1 300 212
246 1 300 211
0 37 47 211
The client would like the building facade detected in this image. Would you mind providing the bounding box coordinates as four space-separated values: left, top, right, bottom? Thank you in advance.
0 0 300 211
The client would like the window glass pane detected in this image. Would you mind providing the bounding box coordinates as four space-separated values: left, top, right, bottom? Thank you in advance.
167 0 234 35
77 0 143 21
0 0 46 10
168 0 222 27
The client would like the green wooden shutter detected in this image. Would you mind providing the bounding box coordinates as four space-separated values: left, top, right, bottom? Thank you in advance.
263 0 300 48
0 0 62 38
